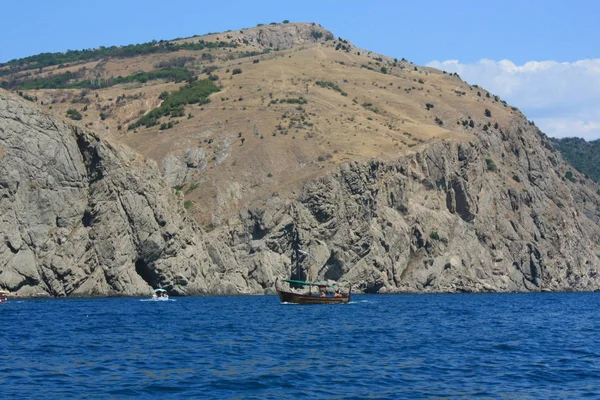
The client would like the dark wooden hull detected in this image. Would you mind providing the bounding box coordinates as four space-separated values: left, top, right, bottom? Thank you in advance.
275 279 350 304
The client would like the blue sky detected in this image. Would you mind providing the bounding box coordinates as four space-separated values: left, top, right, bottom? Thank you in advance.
2 0 599 138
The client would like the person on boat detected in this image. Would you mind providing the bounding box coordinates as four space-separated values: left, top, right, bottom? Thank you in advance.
334 289 342 297
320 290 327 297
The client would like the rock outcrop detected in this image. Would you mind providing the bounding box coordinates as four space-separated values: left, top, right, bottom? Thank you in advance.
237 22 332 50
0 91 222 296
1 90 600 296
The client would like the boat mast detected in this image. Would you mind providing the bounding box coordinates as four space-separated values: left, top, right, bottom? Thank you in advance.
298 249 319 294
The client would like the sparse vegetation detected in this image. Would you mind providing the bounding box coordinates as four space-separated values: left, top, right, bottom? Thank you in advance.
16 67 194 90
128 79 219 130
316 80 347 96
1 39 237 77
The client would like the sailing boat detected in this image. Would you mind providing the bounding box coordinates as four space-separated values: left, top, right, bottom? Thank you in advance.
275 250 351 304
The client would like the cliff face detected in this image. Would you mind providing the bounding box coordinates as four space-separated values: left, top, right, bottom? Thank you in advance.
1 89 599 296
207 117 600 294
0 91 224 296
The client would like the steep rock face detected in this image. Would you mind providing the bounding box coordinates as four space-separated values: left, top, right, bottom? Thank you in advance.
0 91 222 296
207 117 600 294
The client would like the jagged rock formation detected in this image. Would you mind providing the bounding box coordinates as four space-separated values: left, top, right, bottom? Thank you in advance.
210 116 600 293
0 91 224 296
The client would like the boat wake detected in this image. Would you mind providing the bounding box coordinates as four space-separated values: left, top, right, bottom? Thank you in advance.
347 300 375 304
140 298 176 302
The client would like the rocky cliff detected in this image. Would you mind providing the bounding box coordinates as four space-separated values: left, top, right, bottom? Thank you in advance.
0 91 223 296
1 86 600 297
211 117 600 294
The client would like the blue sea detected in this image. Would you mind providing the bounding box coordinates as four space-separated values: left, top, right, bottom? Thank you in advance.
1 293 599 399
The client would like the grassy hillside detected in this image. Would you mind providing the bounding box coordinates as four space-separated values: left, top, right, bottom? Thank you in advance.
2 22 525 226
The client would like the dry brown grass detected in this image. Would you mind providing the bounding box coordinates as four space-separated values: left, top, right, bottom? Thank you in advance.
13 24 521 223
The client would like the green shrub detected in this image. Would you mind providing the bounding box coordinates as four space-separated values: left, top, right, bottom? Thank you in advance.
512 175 521 182
185 182 199 194
232 68 242 75
486 158 497 171
429 231 440 240
159 122 174 130
184 200 193 209
66 109 82 120
380 66 388 74
310 30 323 40
282 97 307 104
485 108 492 117
315 80 347 96
425 103 434 110
282 20 290 24
565 171 576 182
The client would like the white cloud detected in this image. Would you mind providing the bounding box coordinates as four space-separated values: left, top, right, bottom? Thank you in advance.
426 58 600 140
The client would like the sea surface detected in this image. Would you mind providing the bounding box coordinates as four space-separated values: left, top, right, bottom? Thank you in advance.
1 293 599 399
